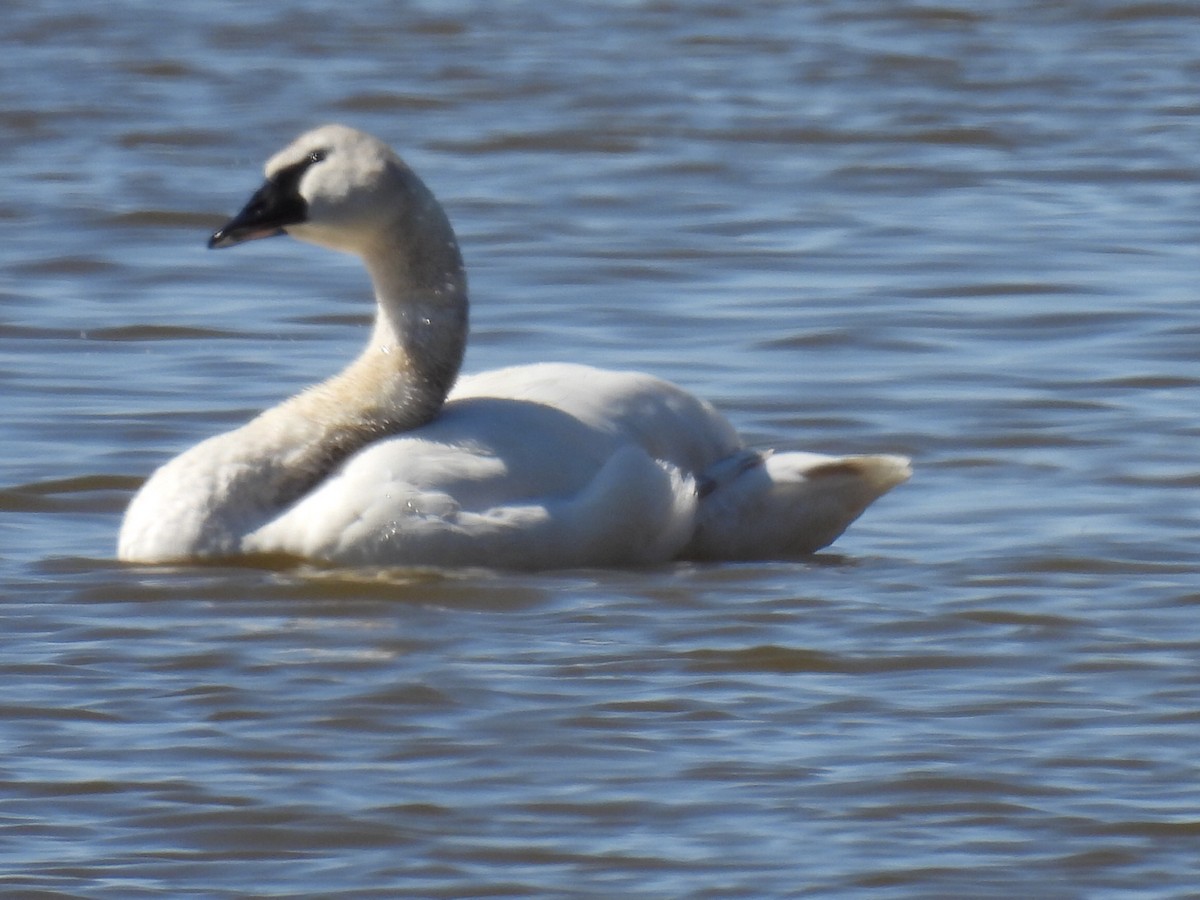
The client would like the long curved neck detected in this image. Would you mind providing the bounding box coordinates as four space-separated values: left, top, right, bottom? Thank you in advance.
251 197 469 501
360 199 469 429
158 195 469 555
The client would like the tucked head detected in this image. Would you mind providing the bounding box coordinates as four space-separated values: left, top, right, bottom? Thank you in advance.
209 124 416 255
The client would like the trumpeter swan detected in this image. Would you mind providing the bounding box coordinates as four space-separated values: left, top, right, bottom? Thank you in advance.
118 124 909 568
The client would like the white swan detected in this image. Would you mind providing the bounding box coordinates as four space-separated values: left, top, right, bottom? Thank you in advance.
118 124 909 569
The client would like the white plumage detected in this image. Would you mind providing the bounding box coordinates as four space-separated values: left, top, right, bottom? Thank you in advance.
119 125 908 569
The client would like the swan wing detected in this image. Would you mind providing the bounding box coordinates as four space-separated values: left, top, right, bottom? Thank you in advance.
243 384 702 568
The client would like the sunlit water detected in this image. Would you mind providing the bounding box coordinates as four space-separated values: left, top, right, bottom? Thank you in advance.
3 1 1200 896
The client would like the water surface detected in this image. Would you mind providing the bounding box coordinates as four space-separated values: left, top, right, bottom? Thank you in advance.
2 1 1200 896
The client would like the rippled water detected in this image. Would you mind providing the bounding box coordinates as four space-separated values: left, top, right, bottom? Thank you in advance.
3 1 1200 895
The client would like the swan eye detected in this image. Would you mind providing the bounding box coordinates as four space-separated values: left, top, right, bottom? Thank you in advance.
308 148 328 164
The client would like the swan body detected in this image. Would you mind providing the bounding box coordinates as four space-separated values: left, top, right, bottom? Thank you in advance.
119 124 909 569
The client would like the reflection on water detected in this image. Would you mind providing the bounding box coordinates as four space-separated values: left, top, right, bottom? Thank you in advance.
3 1 1200 895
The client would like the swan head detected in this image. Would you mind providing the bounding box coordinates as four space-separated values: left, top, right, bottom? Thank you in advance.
209 124 419 256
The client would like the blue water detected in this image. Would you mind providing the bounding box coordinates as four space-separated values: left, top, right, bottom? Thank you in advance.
3 1 1200 896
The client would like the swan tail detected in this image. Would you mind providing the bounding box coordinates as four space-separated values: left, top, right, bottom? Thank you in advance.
685 450 910 560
